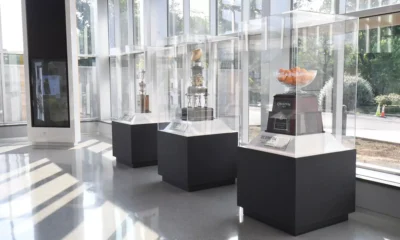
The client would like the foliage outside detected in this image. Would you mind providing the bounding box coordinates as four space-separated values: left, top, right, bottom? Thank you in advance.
319 75 374 111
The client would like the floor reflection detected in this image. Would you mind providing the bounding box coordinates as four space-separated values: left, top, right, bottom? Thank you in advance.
0 135 399 240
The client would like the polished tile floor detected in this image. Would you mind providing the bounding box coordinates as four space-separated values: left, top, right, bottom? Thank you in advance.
1 135 400 240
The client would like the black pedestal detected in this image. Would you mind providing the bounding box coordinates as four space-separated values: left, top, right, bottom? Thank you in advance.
112 121 158 168
157 131 238 191
237 147 356 236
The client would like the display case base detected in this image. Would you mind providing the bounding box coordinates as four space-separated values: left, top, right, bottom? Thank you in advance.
112 121 158 168
157 131 238 192
237 147 356 236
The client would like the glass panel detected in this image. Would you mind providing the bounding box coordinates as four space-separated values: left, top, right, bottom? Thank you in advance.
3 54 26 123
168 0 184 36
347 0 400 12
155 36 240 137
218 0 242 35
78 57 98 120
240 12 359 158
190 0 210 35
250 0 262 20
120 0 130 51
134 0 144 46
110 55 136 120
134 53 147 113
108 0 116 49
293 0 335 14
76 0 96 55
30 59 70 128
0 0 24 52
355 13 400 170
248 34 262 140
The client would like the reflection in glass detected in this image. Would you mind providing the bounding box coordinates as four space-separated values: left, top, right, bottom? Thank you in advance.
190 0 210 35
218 0 242 35
30 60 70 128
168 0 184 36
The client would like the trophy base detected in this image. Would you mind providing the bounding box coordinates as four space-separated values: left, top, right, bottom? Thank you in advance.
266 93 323 136
182 107 214 121
266 111 323 136
139 95 150 113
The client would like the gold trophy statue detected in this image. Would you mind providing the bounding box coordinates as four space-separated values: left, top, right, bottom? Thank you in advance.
181 48 213 121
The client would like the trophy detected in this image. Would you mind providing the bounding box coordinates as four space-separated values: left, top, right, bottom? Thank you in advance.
138 69 150 113
266 67 323 135
181 48 214 121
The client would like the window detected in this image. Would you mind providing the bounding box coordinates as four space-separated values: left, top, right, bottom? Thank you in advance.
168 0 184 36
218 0 242 35
134 0 144 46
77 0 99 120
346 0 400 12
0 0 25 124
355 13 400 171
293 0 335 14
77 0 96 55
190 0 210 34
78 57 98 120
2 54 26 123
249 0 262 20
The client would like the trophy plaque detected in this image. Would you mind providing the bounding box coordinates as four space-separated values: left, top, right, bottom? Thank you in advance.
181 48 214 121
266 67 323 136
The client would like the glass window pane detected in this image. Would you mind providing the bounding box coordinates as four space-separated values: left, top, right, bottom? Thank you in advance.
293 0 335 14
79 57 98 120
3 54 26 123
0 0 24 52
190 0 210 35
168 0 184 36
347 0 400 12
248 35 262 139
108 0 116 49
250 0 262 20
120 0 131 51
218 0 242 35
110 55 136 119
134 0 144 46
76 0 96 55
355 13 400 170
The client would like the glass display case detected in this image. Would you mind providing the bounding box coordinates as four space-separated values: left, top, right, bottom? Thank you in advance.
111 50 157 125
237 11 359 236
239 11 359 158
111 49 159 168
156 36 240 137
153 35 240 191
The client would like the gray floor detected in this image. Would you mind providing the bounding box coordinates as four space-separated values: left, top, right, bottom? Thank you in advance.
0 135 400 240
